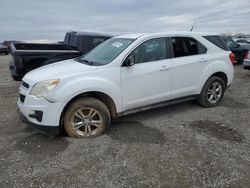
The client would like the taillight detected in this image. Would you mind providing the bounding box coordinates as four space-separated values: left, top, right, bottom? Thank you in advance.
244 50 249 59
229 52 235 64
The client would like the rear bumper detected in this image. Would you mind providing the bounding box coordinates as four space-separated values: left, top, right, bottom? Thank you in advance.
243 59 250 70
18 109 60 135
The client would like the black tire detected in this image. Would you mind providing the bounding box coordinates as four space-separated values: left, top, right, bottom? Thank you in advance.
63 97 110 138
198 76 226 107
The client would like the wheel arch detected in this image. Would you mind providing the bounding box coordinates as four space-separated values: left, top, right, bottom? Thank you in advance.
198 70 229 96
211 72 228 86
59 91 117 134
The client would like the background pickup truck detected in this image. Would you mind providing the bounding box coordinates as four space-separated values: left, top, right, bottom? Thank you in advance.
9 31 113 81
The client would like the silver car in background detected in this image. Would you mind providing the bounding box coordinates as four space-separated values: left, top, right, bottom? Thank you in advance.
243 51 250 70
234 38 250 49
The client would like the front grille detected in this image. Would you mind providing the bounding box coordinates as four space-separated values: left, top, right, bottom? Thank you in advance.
22 81 29 89
20 94 25 103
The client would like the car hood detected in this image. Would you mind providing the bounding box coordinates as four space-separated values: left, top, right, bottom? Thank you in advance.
23 59 99 86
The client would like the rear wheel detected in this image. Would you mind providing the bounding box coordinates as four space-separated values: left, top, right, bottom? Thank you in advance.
198 76 225 107
63 97 110 138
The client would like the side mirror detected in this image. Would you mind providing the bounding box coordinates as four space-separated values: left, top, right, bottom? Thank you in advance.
124 55 135 66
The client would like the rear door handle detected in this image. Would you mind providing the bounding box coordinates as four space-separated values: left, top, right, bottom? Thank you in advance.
160 65 170 71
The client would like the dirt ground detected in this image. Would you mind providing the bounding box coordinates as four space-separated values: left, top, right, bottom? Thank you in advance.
0 55 250 188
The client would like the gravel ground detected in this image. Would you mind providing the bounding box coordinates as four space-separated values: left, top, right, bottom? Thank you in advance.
0 55 250 188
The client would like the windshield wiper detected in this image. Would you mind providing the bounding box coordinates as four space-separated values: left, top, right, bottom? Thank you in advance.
75 58 94 65
82 59 93 65
74 57 102 66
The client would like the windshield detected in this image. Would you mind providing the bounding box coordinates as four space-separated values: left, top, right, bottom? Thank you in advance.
79 38 135 65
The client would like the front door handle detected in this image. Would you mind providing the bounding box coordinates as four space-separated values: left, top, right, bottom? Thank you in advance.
199 58 208 63
160 65 170 71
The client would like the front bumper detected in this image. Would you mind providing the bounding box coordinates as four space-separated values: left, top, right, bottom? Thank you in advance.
18 109 60 135
18 84 64 133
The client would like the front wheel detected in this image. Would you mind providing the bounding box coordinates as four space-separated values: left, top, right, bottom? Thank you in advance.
198 76 226 107
63 97 111 138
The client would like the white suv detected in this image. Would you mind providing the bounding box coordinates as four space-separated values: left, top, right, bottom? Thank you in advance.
18 32 234 138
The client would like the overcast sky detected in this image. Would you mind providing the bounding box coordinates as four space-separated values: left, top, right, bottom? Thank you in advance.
0 0 249 42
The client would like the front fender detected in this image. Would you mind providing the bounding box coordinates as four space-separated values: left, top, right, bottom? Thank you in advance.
46 76 122 112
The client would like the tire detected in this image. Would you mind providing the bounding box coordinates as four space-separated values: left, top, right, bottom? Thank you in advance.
63 97 110 138
198 76 226 107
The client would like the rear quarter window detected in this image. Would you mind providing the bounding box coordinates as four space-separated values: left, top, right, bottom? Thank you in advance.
203 35 230 51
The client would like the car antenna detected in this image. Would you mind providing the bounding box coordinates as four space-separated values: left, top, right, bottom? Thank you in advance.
190 19 196 32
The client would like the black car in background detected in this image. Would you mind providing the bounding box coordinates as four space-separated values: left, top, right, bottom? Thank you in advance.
0 44 9 55
9 31 113 81
222 37 249 64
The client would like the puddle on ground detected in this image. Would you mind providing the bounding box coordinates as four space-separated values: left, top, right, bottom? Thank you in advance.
189 120 244 142
221 97 248 109
15 132 69 155
108 121 165 144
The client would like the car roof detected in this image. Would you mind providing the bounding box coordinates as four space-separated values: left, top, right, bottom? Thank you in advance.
114 31 219 39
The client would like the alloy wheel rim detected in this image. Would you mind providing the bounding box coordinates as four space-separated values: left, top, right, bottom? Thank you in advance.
70 107 103 137
207 81 222 104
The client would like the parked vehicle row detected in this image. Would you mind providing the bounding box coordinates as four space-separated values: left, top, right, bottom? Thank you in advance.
243 52 250 70
222 37 249 64
9 31 113 81
0 44 9 55
233 38 250 49
18 31 234 138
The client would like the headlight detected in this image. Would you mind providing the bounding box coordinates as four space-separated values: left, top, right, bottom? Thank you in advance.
30 79 60 98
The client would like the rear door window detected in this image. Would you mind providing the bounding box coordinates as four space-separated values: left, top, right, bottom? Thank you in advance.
72 36 78 48
171 37 207 58
64 33 70 44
